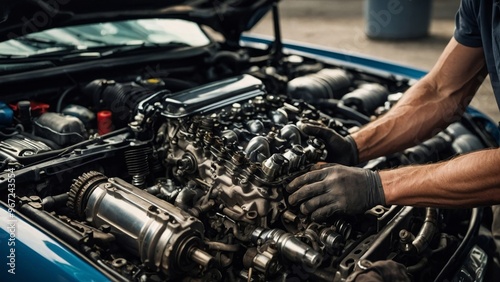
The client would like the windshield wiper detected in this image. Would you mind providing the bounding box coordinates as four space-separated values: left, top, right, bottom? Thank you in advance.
17 36 77 50
71 31 110 45
0 41 192 62
102 42 190 56
57 41 191 60
0 54 15 59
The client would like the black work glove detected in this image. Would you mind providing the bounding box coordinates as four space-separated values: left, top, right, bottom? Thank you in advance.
297 121 358 165
287 164 386 221
346 260 410 282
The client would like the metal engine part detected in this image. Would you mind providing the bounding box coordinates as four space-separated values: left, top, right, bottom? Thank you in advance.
0 134 52 161
124 142 153 187
163 93 329 225
4 65 494 282
67 171 214 279
252 227 323 270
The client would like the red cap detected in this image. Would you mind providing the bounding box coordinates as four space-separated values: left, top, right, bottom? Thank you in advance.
97 110 113 135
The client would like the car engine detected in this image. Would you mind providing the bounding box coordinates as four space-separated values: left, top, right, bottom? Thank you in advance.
0 48 496 281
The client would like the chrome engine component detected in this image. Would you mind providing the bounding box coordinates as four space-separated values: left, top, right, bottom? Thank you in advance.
163 93 328 226
162 74 266 118
67 171 214 279
124 142 153 187
252 227 322 270
2 56 496 281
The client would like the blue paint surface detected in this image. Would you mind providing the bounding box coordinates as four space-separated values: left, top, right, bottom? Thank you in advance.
0 206 109 282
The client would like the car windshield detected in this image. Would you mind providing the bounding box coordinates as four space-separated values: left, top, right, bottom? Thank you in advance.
0 18 211 58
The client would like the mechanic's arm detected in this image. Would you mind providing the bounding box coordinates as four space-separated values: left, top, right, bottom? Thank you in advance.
353 37 487 162
287 148 500 220
382 148 500 207
288 39 498 220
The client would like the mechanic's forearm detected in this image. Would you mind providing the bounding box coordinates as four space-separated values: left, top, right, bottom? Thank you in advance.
351 39 486 162
352 78 469 162
380 148 500 207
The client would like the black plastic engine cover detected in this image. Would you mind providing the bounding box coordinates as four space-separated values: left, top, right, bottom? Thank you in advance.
34 113 87 147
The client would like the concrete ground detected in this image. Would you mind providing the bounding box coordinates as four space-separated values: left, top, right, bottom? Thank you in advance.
250 0 500 122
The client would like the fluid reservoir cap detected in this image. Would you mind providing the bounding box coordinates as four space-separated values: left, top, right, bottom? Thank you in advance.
137 77 165 90
0 102 14 126
97 110 113 135
286 55 304 65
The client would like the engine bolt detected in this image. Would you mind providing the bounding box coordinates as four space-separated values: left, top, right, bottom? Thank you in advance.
399 229 412 242
100 224 111 233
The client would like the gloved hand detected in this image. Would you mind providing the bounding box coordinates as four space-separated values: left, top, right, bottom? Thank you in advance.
297 121 358 165
287 164 386 221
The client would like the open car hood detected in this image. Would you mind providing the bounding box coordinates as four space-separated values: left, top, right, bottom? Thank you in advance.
0 0 276 45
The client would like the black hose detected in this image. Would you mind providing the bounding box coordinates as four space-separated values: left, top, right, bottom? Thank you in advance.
406 257 428 273
412 208 439 254
434 208 483 281
41 193 68 211
309 98 340 109
19 203 82 247
56 86 77 113
335 102 371 125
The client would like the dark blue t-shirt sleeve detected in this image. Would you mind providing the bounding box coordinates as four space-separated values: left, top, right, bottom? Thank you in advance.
454 0 482 47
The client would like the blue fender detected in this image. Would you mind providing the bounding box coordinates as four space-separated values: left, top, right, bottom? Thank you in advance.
0 206 109 282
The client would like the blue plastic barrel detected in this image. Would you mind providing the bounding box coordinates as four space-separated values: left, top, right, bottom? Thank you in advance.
364 0 432 39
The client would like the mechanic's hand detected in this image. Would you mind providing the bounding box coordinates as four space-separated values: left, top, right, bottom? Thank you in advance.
287 164 385 221
297 121 358 165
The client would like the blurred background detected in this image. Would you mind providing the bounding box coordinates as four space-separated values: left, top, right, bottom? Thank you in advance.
250 0 500 122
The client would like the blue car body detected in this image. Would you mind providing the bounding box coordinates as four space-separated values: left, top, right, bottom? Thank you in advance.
0 0 500 281
0 33 497 281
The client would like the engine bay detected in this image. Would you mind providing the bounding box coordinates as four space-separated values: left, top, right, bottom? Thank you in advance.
0 43 496 281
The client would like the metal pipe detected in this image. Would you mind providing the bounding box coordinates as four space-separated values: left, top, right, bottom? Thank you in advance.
67 171 214 279
206 241 241 252
252 227 322 270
